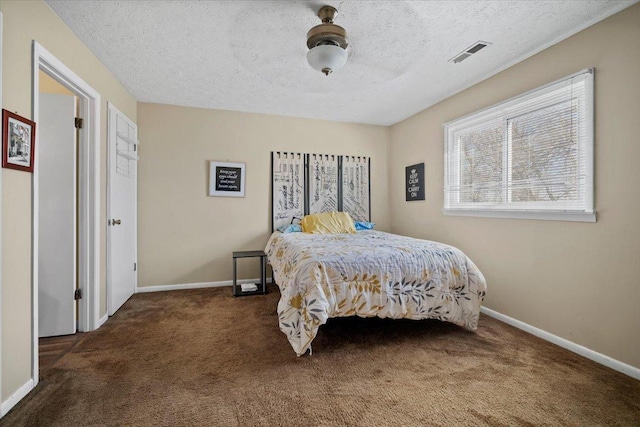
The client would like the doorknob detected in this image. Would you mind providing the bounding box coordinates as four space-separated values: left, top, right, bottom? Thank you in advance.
112 219 121 225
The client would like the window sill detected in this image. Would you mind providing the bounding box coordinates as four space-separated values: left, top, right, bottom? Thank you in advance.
442 209 596 223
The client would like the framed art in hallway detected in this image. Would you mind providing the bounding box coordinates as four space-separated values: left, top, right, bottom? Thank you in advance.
209 161 246 197
2 109 37 173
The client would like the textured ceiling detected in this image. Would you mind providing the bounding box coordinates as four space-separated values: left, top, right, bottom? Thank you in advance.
46 0 636 126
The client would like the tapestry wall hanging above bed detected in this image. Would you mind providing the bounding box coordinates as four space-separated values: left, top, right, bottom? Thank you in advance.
272 152 306 232
271 152 371 231
309 154 339 214
342 155 370 222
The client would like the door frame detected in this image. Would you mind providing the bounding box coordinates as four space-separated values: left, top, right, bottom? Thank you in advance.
106 102 138 315
31 41 101 386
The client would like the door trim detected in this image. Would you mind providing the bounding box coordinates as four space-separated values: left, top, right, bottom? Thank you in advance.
31 42 101 387
106 102 138 315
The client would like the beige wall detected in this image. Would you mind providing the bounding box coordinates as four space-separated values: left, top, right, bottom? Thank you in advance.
39 70 74 96
137 103 390 287
1 0 136 401
389 4 640 369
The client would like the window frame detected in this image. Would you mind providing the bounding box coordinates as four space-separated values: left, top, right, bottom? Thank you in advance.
443 69 595 223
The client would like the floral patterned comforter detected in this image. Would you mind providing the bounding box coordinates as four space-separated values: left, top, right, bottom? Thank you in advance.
265 230 487 356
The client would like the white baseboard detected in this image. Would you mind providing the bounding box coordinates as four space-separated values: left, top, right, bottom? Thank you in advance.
136 278 273 293
97 314 108 328
481 306 640 381
0 378 34 418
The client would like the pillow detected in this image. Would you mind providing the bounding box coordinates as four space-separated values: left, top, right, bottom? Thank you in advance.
354 221 375 230
277 223 302 233
300 211 356 234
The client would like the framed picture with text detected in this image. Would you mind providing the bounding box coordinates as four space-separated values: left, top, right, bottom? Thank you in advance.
209 161 246 197
2 109 36 173
406 162 425 201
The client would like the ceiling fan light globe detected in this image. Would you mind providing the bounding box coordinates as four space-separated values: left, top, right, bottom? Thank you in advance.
307 45 347 75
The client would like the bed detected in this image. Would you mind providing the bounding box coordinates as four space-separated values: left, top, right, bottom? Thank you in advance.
265 229 487 356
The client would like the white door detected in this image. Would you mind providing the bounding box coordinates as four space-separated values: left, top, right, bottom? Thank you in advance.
38 93 77 337
107 103 138 316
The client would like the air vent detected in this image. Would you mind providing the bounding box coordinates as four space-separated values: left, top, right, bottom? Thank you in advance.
466 42 487 54
449 41 492 64
452 53 472 64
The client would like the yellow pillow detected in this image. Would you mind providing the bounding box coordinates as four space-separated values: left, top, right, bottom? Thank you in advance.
301 211 356 234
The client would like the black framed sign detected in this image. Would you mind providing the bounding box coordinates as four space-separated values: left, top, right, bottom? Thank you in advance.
209 161 245 197
406 163 425 201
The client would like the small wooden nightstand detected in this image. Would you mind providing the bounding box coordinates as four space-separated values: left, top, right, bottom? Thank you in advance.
232 250 267 297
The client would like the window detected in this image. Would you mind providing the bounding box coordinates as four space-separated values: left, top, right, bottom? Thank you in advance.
444 69 595 222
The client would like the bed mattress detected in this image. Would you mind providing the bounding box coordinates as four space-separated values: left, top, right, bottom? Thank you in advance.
265 230 487 356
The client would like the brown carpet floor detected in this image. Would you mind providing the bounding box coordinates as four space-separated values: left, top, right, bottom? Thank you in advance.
2 285 639 426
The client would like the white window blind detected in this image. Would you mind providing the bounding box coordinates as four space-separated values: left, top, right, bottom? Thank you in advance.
444 69 595 222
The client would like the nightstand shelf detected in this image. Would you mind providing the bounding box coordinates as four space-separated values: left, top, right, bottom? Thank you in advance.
232 250 267 297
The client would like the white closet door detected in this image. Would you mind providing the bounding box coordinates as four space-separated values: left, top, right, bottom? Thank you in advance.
38 93 77 337
107 104 138 316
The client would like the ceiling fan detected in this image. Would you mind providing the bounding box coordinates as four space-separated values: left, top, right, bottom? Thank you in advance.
306 5 349 76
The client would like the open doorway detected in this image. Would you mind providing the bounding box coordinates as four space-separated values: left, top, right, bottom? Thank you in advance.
32 42 102 386
36 71 81 371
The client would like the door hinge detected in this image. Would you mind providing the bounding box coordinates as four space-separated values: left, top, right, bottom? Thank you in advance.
134 262 137 271
75 117 83 129
74 289 82 300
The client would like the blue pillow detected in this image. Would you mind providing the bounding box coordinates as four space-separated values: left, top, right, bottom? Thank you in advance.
277 224 302 233
354 221 375 230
